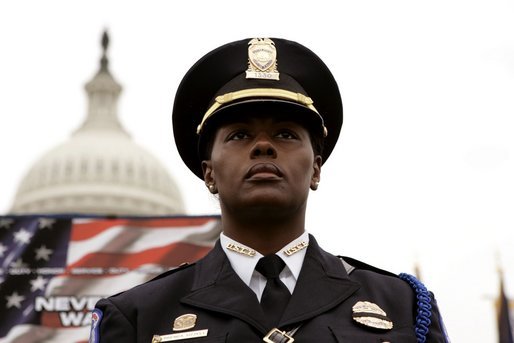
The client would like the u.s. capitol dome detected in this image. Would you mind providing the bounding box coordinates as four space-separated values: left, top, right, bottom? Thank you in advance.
10 32 184 216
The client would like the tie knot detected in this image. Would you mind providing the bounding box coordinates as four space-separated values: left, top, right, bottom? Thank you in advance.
256 254 285 279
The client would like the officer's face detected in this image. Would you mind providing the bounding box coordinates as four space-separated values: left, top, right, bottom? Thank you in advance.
202 115 321 215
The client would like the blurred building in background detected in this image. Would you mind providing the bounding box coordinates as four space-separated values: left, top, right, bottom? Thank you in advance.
0 33 218 342
9 32 184 216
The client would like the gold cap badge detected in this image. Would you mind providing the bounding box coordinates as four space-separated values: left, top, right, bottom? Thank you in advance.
246 38 279 80
173 313 197 331
352 301 393 330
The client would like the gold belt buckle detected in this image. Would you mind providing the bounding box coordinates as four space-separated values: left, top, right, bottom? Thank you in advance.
263 328 295 343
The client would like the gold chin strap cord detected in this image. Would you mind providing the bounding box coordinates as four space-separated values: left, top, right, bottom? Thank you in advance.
196 88 326 136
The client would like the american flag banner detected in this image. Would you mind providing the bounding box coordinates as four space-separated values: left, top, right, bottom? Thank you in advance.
0 215 221 343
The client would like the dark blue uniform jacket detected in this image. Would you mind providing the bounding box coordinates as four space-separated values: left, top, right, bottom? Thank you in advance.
93 236 448 342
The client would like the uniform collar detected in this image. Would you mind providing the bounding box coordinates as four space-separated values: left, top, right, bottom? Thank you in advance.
220 232 309 286
182 234 360 333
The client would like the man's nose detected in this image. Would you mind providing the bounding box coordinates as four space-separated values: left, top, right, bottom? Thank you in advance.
250 135 277 159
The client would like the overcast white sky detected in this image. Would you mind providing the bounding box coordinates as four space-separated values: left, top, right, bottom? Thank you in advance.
1 1 514 341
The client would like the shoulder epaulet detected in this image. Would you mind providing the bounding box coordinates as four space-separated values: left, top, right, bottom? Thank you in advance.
145 262 196 283
338 256 398 278
107 263 197 300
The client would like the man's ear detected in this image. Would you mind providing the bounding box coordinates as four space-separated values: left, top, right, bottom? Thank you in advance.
202 160 214 185
310 155 322 190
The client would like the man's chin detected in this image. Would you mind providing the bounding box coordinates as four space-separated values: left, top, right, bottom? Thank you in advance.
235 199 303 220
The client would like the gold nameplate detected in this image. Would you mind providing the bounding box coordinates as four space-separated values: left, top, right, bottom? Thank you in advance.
246 38 279 80
283 241 308 256
152 329 208 342
352 301 393 330
173 314 197 331
226 243 256 257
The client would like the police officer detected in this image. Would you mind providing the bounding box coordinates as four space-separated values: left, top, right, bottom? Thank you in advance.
91 38 449 342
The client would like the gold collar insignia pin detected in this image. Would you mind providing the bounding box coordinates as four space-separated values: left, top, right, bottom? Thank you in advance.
246 38 279 80
173 313 197 331
352 301 393 330
283 241 308 256
226 243 256 257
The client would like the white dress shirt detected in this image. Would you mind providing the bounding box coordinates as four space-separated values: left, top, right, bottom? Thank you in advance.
220 232 309 301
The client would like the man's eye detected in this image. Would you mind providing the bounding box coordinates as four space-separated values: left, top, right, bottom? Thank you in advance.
276 131 297 139
228 131 249 140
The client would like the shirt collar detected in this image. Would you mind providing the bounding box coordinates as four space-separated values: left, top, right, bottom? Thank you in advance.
280 231 309 281
220 231 309 286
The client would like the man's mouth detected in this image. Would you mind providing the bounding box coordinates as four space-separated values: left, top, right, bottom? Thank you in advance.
245 163 283 180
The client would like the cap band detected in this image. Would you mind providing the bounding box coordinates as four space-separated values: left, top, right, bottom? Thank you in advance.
196 88 323 134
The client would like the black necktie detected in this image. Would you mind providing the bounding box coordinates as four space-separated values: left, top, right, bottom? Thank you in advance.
256 254 291 327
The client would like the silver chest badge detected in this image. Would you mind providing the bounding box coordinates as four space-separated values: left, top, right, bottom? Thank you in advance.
352 301 394 330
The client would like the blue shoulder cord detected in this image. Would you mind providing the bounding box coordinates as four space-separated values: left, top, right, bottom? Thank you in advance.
399 273 432 343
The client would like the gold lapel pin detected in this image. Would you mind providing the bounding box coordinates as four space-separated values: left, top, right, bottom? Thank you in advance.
173 313 197 331
151 314 207 342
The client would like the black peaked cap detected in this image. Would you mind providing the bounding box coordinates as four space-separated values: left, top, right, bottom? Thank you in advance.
172 38 343 179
